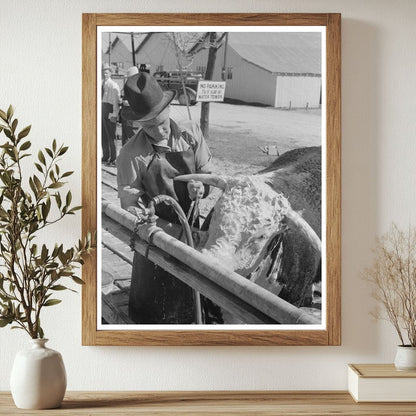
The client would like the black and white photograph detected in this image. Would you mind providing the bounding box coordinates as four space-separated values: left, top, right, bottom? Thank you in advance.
98 27 326 330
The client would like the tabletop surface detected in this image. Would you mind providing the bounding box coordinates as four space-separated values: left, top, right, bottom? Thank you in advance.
2 391 416 415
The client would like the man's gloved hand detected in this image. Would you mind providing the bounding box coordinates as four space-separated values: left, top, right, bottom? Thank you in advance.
109 115 118 123
187 180 204 200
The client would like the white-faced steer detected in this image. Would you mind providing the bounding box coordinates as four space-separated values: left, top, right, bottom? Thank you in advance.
175 146 322 310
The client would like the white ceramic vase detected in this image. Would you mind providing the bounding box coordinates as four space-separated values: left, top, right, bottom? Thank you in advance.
394 345 416 371
10 339 67 409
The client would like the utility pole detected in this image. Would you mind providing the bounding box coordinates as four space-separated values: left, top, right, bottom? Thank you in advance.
108 33 111 65
130 33 136 67
221 32 229 81
200 32 219 140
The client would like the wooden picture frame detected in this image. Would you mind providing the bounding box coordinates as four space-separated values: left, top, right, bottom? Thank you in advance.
82 13 341 346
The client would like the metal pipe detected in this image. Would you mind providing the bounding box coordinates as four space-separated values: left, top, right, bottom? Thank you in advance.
102 200 320 325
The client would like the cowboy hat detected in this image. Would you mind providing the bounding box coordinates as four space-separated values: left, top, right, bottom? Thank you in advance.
102 63 113 72
123 72 175 121
126 66 139 78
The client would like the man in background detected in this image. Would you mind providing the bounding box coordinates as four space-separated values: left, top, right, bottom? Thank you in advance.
119 66 140 146
101 63 120 166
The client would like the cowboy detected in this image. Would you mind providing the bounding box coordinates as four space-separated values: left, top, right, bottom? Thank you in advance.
101 63 120 166
116 71 216 324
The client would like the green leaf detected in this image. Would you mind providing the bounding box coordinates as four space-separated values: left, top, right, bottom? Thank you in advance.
6 105 14 122
65 191 72 207
38 325 44 339
71 276 85 285
4 129 12 140
29 177 37 197
41 244 48 262
19 140 31 151
55 192 62 208
52 139 57 152
61 171 74 178
34 162 43 173
11 119 18 133
48 182 64 189
31 244 38 256
17 125 31 140
58 250 67 264
33 175 42 192
58 146 69 156
41 202 50 220
0 109 7 121
38 150 46 165
43 299 62 307
50 285 68 291
45 148 53 158
0 317 13 327
69 206 82 213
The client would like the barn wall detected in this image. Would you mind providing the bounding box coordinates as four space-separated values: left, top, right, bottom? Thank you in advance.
177 40 280 106
102 37 133 70
275 76 322 108
1 0 416 393
135 33 179 72
220 46 277 106
188 46 210 74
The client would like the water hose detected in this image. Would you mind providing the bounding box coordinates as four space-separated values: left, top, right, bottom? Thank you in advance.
148 195 203 324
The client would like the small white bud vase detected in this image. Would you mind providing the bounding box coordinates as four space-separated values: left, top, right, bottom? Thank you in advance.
10 339 67 409
394 345 416 371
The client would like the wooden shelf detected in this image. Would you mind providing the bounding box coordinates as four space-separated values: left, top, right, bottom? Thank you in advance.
1 391 416 415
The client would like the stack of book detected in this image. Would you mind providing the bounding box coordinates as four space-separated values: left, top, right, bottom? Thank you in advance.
348 364 416 402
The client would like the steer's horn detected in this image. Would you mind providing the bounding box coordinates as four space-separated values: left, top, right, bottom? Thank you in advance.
174 174 227 191
285 209 321 253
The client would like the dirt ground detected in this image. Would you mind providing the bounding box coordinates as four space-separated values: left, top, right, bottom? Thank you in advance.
169 101 322 176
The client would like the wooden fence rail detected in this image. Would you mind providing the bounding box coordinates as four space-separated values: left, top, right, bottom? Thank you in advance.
102 199 320 325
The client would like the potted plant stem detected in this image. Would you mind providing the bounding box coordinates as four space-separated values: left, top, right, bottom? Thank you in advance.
363 223 416 370
0 105 95 408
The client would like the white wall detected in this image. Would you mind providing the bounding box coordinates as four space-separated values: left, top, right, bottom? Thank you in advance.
275 76 321 108
1 0 416 391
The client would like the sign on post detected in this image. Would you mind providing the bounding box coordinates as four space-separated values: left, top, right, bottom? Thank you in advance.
196 81 226 102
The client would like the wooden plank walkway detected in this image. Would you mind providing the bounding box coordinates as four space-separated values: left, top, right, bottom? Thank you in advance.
101 165 133 324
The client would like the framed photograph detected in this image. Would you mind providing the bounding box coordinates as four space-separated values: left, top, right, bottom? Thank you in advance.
82 13 341 346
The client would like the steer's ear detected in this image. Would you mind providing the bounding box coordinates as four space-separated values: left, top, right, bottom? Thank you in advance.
174 174 227 191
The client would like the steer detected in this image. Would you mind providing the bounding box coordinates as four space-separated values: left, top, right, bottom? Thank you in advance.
174 146 322 309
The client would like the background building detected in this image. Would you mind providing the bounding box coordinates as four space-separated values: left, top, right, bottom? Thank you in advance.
103 31 322 108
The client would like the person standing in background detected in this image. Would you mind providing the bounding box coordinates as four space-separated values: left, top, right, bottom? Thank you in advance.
120 66 141 146
102 63 120 166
